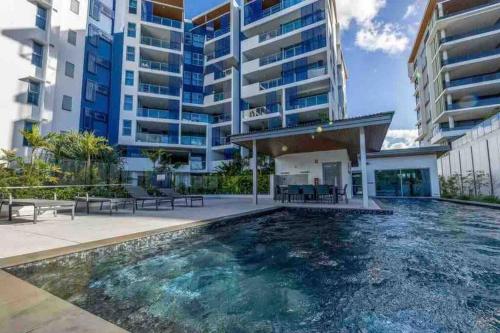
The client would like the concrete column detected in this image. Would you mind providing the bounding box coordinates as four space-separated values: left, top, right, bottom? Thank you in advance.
442 50 448 62
444 72 450 84
252 139 258 205
448 116 455 129
438 3 444 18
360 127 369 208
446 94 453 107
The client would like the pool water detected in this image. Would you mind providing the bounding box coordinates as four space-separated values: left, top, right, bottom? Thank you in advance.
8 200 500 332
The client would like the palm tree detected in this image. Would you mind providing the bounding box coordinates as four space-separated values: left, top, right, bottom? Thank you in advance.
142 149 165 171
74 132 112 184
21 125 49 174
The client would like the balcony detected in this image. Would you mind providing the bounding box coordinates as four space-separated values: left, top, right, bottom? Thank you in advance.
206 27 231 41
258 11 325 43
447 95 500 110
136 133 178 144
213 114 232 124
181 136 206 146
440 0 499 19
141 36 181 51
137 108 179 120
288 93 328 110
191 160 207 171
441 23 500 43
446 72 500 88
443 48 500 65
139 59 180 74
214 68 232 80
139 83 180 97
259 37 326 66
182 112 211 123
213 136 231 146
260 66 327 90
141 14 182 29
243 104 282 120
206 48 231 62
244 0 305 25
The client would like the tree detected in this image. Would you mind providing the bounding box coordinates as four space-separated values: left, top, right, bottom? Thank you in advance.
71 131 112 184
142 149 164 171
21 125 49 174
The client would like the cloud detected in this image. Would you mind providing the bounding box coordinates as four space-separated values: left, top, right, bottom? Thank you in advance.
336 0 386 29
356 23 410 55
403 4 418 19
383 129 419 149
336 0 410 55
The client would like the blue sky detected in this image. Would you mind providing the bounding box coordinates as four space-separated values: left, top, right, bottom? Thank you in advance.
185 0 426 147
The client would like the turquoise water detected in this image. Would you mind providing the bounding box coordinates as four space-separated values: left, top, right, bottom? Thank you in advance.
8 200 500 332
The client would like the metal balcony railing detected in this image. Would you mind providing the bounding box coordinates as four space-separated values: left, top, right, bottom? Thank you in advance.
141 36 181 51
288 94 329 110
443 48 500 65
441 23 500 43
245 0 305 25
259 66 327 90
447 95 500 110
259 37 326 66
139 83 180 96
141 14 182 29
139 59 180 73
446 72 500 88
258 11 325 43
136 108 178 120
243 104 282 119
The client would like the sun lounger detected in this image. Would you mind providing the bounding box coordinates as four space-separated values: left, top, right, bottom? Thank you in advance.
157 188 204 207
75 196 136 215
0 199 75 224
125 186 174 210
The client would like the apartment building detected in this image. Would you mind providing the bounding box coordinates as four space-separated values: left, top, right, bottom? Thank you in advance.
1 0 347 177
240 0 347 133
0 0 98 155
408 0 500 146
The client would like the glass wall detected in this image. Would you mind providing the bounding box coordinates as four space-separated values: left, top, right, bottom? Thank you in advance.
375 168 431 197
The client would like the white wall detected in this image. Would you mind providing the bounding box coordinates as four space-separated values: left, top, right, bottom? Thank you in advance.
275 149 352 198
366 154 441 197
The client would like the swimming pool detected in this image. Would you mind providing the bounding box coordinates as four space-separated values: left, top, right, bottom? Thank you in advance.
8 200 500 332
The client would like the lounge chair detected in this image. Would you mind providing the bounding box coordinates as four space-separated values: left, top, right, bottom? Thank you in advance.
337 184 349 204
75 195 136 215
316 185 335 203
157 188 204 207
125 186 174 210
0 198 75 224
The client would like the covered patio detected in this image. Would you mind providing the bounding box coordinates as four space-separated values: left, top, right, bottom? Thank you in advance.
231 112 394 208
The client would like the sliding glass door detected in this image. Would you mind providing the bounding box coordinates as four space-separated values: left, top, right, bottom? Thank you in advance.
375 168 431 197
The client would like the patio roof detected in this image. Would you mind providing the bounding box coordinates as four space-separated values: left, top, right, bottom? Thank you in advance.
231 112 394 161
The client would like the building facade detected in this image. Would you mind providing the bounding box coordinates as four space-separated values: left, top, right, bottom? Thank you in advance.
1 0 347 177
408 0 500 146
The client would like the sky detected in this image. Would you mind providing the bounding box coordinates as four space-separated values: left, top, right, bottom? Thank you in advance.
185 0 427 148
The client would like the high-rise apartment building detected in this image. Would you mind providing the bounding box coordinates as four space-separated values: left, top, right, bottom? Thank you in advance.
408 0 500 146
0 0 347 176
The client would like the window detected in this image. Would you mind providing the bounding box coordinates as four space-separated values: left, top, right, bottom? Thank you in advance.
62 95 72 111
67 30 77 45
126 46 135 61
129 0 137 14
193 34 204 48
127 23 136 38
125 71 134 86
192 73 203 86
122 120 132 136
32 42 43 68
35 6 47 30
123 95 133 110
184 32 192 45
27 81 40 105
86 80 96 101
89 0 100 20
183 71 191 85
184 51 192 65
87 53 97 73
65 61 75 78
192 53 204 66
23 122 35 146
70 0 80 14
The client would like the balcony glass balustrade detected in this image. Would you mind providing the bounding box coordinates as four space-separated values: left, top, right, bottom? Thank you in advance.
441 23 500 43
136 132 178 144
245 0 304 25
137 108 179 120
139 59 180 73
447 95 500 110
213 136 231 146
206 27 230 41
259 11 325 43
446 72 500 88
139 83 180 96
214 68 232 80
206 48 231 61
259 37 326 66
181 136 206 146
141 36 181 51
191 160 206 171
259 65 327 90
182 112 211 123
141 14 182 29
443 48 500 65
213 92 227 102
212 114 231 123
440 0 499 19
288 93 328 110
